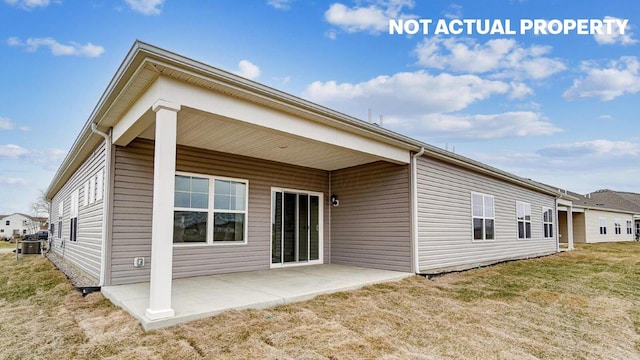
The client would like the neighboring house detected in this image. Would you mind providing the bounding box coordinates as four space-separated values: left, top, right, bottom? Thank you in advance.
0 213 41 239
547 188 639 248
45 41 562 322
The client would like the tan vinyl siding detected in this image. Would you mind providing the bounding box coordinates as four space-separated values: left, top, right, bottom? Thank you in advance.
50 140 106 282
416 156 557 273
330 162 411 272
584 209 634 243
573 212 586 243
110 139 330 285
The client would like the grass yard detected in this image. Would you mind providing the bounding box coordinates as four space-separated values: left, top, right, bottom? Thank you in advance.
0 240 17 249
1 243 639 359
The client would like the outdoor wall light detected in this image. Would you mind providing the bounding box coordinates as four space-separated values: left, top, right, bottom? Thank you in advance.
331 194 339 207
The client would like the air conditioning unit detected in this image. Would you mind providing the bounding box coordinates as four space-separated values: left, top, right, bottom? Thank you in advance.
22 241 41 255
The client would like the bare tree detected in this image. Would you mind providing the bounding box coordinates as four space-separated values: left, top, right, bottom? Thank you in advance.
30 189 50 232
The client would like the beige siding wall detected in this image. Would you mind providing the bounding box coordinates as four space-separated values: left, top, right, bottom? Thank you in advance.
50 140 106 282
416 156 557 273
572 212 586 243
330 162 412 272
110 139 330 285
584 209 634 243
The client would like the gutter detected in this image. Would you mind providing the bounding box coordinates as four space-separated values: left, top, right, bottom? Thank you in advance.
411 147 425 274
90 123 112 287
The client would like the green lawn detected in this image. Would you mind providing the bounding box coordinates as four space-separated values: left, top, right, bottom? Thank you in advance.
0 242 639 359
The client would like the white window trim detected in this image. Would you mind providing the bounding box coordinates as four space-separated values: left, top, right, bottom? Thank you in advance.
542 207 554 239
626 220 633 235
173 171 249 247
471 192 495 242
599 218 607 235
269 187 325 268
614 218 621 235
516 201 532 240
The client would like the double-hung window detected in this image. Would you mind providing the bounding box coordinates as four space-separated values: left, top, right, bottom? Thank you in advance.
627 220 633 235
173 173 248 244
614 219 621 235
472 193 494 241
543 207 554 239
516 201 532 239
599 218 607 235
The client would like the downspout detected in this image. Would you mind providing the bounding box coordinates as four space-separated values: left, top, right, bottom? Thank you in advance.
411 147 425 274
90 123 111 287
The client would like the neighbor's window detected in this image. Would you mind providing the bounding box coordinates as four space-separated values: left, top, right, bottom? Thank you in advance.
472 193 495 241
173 173 248 245
614 219 621 235
599 218 607 235
543 207 554 239
5 220 9 226
516 201 532 239
627 220 633 235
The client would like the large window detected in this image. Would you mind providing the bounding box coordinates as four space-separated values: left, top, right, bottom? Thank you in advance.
543 207 554 239
627 220 633 235
614 219 621 235
516 201 532 239
472 193 494 241
173 173 248 244
599 218 607 235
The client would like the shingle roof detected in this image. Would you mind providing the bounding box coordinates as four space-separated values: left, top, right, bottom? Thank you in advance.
583 189 640 213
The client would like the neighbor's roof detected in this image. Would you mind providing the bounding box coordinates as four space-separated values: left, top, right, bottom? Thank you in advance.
580 189 640 213
46 41 557 200
0 213 36 220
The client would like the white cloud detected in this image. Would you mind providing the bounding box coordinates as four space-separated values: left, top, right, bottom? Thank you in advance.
304 70 510 115
267 0 294 10
324 0 416 34
3 0 53 10
508 82 534 100
325 29 338 40
304 70 562 140
414 37 566 80
235 60 261 80
124 0 164 15
8 37 105 57
594 16 637 45
0 177 28 186
537 140 638 158
0 117 14 130
443 3 462 20
563 56 640 101
599 114 614 121
390 111 561 140
0 144 30 158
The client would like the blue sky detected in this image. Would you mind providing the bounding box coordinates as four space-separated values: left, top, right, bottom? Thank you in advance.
0 0 639 215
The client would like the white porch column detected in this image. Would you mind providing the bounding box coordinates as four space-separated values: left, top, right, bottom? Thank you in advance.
567 205 574 250
145 100 181 320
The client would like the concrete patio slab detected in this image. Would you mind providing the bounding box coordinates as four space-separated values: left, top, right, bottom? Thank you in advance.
101 264 414 330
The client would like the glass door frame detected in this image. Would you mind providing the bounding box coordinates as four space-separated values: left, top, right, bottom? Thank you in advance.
270 187 324 268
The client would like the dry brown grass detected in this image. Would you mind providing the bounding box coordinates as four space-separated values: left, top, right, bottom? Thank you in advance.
1 243 640 359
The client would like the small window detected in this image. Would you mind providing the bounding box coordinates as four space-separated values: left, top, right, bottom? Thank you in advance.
627 220 633 235
5 220 9 226
0 229 3 233
516 201 532 239
23 229 27 235
69 189 79 242
543 207 554 239
599 218 607 235
472 193 494 241
614 219 621 235
58 201 63 239
22 220 28 226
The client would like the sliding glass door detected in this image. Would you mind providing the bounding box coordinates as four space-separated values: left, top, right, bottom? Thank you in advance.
271 189 321 266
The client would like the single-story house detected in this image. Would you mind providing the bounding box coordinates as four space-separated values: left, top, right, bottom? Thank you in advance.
0 213 42 239
547 188 639 248
46 41 563 324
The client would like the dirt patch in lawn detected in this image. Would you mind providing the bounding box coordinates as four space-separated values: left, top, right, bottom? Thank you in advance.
1 243 640 359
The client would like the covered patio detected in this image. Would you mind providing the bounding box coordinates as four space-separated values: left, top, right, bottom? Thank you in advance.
102 264 414 330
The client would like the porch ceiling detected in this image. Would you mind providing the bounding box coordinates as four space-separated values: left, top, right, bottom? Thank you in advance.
137 106 386 171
